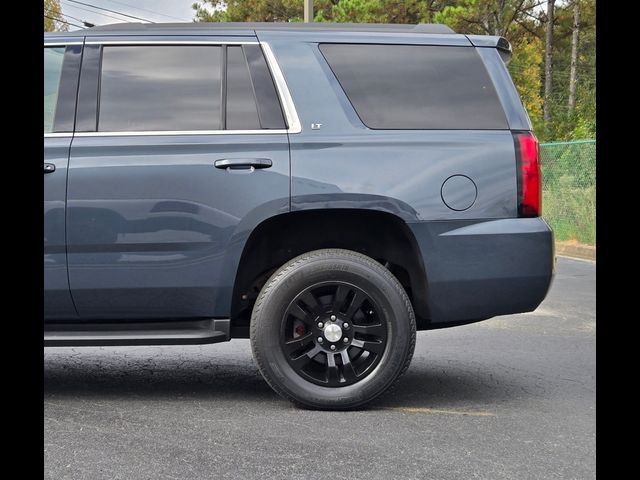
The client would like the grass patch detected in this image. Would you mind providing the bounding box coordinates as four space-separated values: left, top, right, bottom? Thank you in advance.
543 185 595 244
540 141 596 246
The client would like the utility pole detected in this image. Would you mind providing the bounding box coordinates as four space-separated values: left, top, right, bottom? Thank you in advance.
304 0 314 22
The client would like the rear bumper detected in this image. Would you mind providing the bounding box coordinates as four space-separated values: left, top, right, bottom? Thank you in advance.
407 217 554 326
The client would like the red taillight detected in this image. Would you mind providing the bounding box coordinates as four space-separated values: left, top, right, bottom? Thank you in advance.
514 132 541 217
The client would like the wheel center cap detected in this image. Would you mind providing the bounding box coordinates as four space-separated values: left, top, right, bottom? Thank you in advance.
323 323 343 343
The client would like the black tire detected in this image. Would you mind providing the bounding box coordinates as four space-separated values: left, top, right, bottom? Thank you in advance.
250 248 416 409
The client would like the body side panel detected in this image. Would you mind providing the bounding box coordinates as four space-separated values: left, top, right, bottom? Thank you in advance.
67 133 289 319
45 137 78 319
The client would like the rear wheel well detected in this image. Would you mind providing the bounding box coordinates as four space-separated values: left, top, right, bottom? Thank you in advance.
230 210 429 336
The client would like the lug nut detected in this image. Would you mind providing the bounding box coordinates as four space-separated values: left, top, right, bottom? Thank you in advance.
330 315 336 321
317 322 324 328
343 337 349 343
317 337 323 343
330 345 336 350
343 322 349 329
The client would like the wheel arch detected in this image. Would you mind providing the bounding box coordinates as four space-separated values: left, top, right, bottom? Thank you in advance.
228 208 430 336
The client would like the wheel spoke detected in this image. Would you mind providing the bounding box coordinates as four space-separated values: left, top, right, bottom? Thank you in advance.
352 323 386 338
289 303 311 322
344 290 366 319
326 353 340 384
332 285 350 313
290 344 322 369
283 332 314 356
298 291 320 315
351 338 384 355
340 350 358 382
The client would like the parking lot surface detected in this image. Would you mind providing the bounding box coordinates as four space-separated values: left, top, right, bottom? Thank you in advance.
45 257 595 480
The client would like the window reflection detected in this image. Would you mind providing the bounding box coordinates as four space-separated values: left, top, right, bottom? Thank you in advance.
99 46 222 132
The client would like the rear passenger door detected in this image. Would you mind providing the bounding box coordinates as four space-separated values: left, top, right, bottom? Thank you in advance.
67 37 290 320
44 40 81 320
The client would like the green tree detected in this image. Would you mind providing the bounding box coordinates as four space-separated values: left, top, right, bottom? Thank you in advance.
509 35 544 134
192 0 337 22
434 0 542 37
44 0 68 32
192 0 456 23
314 0 384 23
538 0 595 140
315 1 456 24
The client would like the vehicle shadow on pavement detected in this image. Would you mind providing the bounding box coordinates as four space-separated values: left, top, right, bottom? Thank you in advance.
44 347 541 410
371 366 534 411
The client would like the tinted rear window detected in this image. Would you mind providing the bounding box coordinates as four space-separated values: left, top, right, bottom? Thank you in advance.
244 45 286 129
99 46 222 132
226 46 261 130
319 44 508 130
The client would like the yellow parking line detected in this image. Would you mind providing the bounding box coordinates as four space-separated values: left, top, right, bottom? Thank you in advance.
386 407 496 417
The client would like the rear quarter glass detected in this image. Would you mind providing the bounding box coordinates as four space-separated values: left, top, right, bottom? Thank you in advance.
319 43 508 130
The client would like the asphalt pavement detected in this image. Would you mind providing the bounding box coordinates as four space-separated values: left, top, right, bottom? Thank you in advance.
44 256 596 480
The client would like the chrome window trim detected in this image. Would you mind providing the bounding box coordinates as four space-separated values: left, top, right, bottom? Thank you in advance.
74 129 288 137
44 42 83 47
44 133 73 138
86 40 259 45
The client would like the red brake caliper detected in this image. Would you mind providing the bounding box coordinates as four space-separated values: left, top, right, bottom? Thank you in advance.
294 322 306 338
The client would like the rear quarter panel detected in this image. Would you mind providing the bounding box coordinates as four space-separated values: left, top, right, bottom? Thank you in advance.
259 34 518 222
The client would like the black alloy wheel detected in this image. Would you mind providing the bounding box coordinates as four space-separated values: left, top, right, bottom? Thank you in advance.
281 282 388 387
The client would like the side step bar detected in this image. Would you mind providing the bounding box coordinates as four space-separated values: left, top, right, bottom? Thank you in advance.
44 319 230 347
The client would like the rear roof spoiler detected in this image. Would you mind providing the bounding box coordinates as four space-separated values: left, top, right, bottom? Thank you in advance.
465 35 512 64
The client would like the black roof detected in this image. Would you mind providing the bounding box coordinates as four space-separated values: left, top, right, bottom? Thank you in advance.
47 21 456 37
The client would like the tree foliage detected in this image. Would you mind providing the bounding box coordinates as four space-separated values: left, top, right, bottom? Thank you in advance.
192 0 596 141
509 35 544 134
44 0 68 32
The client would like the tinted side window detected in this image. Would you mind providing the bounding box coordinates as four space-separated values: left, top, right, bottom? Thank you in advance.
226 46 261 130
99 46 222 132
44 47 65 133
319 44 508 130
244 45 286 129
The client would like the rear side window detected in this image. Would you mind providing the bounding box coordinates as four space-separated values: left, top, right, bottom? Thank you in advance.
94 44 285 132
44 47 65 133
99 46 222 132
319 44 508 130
243 45 286 129
226 46 261 130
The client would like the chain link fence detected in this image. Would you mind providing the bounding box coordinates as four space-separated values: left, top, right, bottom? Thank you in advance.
540 140 596 245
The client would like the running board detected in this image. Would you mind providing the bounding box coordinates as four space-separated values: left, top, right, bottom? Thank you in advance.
44 319 230 347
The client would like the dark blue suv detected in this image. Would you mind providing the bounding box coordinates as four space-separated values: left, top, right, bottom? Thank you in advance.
44 22 554 409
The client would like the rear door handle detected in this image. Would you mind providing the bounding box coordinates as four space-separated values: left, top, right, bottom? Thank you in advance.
44 163 56 174
214 158 272 170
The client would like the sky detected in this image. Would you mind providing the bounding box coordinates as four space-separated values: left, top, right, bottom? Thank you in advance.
59 0 199 30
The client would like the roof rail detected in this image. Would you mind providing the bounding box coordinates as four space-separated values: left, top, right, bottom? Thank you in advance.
82 21 456 35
